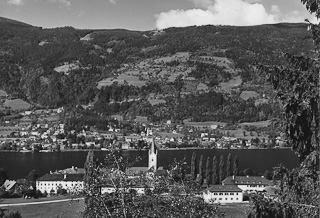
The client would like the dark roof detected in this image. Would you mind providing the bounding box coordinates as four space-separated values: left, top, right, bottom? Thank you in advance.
222 176 272 185
205 185 242 192
37 174 84 182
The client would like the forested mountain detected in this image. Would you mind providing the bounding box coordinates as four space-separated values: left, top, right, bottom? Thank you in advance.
0 17 314 123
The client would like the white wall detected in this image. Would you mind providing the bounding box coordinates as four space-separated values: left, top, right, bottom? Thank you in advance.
203 191 243 204
36 181 83 194
237 184 266 192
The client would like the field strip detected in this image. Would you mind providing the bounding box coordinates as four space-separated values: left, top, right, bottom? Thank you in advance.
0 197 84 207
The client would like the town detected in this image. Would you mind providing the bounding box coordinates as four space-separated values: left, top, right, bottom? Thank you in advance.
0 106 287 153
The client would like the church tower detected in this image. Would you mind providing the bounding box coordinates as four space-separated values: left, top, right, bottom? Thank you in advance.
148 138 157 171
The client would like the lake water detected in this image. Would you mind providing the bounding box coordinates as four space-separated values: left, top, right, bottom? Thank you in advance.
0 149 299 179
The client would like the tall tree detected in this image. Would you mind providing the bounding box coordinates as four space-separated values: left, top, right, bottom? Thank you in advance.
205 157 211 186
219 155 225 183
233 155 239 176
212 156 218 185
0 168 8 186
226 153 232 177
249 1 320 217
197 154 203 184
84 150 94 187
190 152 196 180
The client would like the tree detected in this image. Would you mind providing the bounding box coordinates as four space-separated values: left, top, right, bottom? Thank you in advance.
233 155 239 176
211 156 218 185
219 155 225 183
25 169 38 190
249 2 320 217
197 154 204 184
82 150 224 218
190 152 196 180
205 157 211 186
0 168 8 186
226 153 232 177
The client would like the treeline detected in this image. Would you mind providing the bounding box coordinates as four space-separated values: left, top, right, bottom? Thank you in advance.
189 153 239 186
188 61 232 87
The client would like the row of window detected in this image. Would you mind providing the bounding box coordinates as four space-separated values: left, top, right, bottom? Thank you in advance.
38 182 83 187
212 192 239 195
213 198 239 201
246 185 265 188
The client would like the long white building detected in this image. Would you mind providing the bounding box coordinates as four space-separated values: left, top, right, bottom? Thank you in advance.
36 174 84 194
222 176 272 192
203 185 243 204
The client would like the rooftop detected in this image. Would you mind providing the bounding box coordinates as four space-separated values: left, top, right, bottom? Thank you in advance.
37 174 84 182
222 176 272 185
205 185 242 192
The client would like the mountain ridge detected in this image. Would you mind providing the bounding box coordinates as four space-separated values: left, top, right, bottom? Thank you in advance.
0 16 314 123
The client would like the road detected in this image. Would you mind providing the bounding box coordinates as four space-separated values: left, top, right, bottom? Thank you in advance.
0 197 84 207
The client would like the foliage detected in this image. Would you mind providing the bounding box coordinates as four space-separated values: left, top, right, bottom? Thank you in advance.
81 150 224 218
212 156 218 185
233 155 239 176
219 155 225 184
249 1 320 217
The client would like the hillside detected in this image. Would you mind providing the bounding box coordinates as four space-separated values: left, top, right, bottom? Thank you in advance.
0 17 314 123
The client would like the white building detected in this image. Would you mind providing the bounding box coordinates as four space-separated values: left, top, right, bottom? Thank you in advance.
222 176 272 192
203 185 243 204
36 174 84 194
101 183 153 195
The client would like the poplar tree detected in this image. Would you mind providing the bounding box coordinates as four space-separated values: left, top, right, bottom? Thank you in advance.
219 155 224 183
205 157 211 186
197 154 203 184
226 153 232 177
212 156 218 185
233 155 239 176
190 152 196 180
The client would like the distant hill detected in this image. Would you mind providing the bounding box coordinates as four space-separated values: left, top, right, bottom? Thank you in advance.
0 17 314 123
0 17 32 27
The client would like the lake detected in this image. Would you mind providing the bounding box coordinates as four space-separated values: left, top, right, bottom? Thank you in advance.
0 149 299 179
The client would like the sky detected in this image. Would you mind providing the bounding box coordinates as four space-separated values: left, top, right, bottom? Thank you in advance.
0 0 318 30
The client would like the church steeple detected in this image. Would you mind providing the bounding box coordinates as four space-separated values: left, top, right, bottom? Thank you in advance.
148 138 157 171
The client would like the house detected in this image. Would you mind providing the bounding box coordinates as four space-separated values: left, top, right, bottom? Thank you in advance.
1 180 17 191
222 176 272 192
203 185 243 204
36 174 84 194
101 182 153 195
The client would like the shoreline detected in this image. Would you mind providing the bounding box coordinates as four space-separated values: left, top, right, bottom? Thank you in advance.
0 147 292 153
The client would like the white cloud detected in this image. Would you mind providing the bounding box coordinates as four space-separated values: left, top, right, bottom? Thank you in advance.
155 0 279 29
49 0 71 8
108 0 117 4
271 5 280 14
7 0 24 6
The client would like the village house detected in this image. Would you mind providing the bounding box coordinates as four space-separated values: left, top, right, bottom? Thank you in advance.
222 176 272 192
36 173 84 194
203 185 243 204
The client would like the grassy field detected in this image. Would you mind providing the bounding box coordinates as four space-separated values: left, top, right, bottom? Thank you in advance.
220 76 242 92
240 91 259 100
0 90 7 97
239 120 271 128
98 75 146 88
219 203 250 218
4 99 31 110
183 119 227 127
1 198 84 218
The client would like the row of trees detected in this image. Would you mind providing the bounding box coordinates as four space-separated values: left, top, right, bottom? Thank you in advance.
81 150 224 218
190 152 239 186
